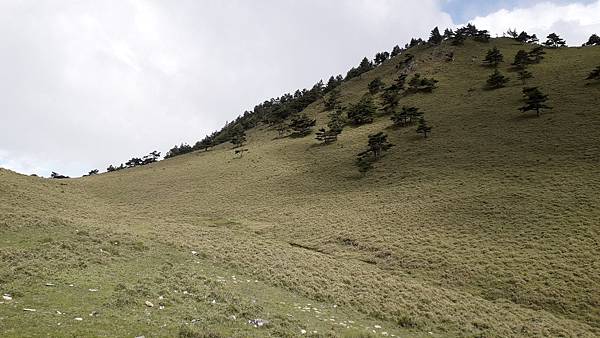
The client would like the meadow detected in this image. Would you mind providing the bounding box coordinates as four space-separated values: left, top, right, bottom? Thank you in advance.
1 38 599 337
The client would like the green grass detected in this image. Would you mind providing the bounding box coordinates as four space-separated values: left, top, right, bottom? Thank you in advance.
1 38 600 337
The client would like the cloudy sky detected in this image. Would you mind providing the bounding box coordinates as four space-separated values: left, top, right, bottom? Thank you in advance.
1 0 599 177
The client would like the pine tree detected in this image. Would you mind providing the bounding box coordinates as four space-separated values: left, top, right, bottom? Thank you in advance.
374 52 390 65
416 117 432 138
543 33 566 48
517 69 533 84
584 34 600 46
443 28 455 40
324 87 342 111
428 26 443 44
483 47 503 67
528 46 546 64
586 66 600 81
360 132 394 159
289 114 316 136
515 31 538 44
390 45 402 57
230 125 247 148
486 69 509 89
316 108 345 144
408 73 438 93
519 87 552 117
391 106 422 126
368 77 385 94
355 154 374 175
512 50 530 70
347 95 376 125
381 90 400 115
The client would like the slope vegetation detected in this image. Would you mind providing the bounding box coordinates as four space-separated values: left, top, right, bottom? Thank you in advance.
1 38 599 337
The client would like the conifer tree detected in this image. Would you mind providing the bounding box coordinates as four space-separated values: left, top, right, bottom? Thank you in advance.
528 46 546 64
368 77 385 94
543 33 566 48
391 106 422 126
347 95 376 125
586 66 600 81
512 50 530 70
483 47 503 67
416 117 432 138
230 125 247 148
518 69 533 84
428 26 443 44
381 90 400 115
360 132 394 159
408 73 438 92
289 114 316 136
390 45 402 57
584 34 600 46
486 69 509 89
374 52 390 65
519 87 551 117
315 108 345 144
324 87 342 111
443 28 454 40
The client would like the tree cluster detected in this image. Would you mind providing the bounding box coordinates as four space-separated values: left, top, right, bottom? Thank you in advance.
506 29 539 44
347 95 377 125
107 151 161 172
483 47 503 67
408 73 438 93
288 114 316 137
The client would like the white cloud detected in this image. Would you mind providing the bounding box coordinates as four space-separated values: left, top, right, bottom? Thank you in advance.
0 0 452 177
469 1 600 45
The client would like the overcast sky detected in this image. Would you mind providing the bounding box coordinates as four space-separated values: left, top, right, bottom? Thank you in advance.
1 0 599 177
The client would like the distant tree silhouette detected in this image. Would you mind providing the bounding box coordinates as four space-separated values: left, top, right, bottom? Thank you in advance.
584 34 600 46
506 29 518 39
374 52 390 65
543 33 566 48
443 28 455 40
87 169 99 176
390 45 402 57
50 172 69 179
483 47 503 67
347 95 376 125
515 31 538 44
519 87 551 116
416 117 432 138
486 69 509 89
428 26 443 45
346 57 374 80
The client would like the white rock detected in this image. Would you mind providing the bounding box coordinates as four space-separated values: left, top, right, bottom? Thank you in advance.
374 325 382 329
300 329 307 334
191 251 198 255
23 308 36 312
74 317 83 321
211 299 216 304
158 295 164 300
2 294 12 301
144 301 154 307
159 305 165 310
56 310 62 315
45 283 55 286
88 289 98 292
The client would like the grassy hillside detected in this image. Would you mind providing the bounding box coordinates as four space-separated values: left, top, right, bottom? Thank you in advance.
1 38 599 337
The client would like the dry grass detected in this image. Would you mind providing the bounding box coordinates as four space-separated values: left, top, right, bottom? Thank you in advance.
1 38 599 337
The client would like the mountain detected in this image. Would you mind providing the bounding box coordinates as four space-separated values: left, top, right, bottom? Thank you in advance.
1 36 599 337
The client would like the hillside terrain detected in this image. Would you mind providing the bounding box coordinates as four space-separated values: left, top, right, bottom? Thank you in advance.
1 37 600 337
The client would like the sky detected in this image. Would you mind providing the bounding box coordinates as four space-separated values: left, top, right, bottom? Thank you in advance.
1 0 599 177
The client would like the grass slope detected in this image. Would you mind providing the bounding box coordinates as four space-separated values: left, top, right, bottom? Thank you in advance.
1 38 599 337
